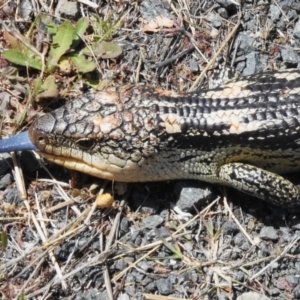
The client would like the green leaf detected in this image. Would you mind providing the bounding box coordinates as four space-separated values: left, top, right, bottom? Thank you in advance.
19 291 25 300
72 17 89 48
70 54 96 73
35 75 59 102
82 41 122 59
3 49 42 70
1 231 7 251
46 20 58 35
47 21 74 72
32 77 43 96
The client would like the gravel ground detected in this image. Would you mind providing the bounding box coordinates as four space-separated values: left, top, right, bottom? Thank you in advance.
1 0 300 299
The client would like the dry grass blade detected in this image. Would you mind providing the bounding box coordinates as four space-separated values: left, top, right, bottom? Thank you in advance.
78 0 99 9
104 199 127 300
223 196 255 246
250 236 300 281
189 13 242 91
112 245 161 283
36 160 82 217
29 194 67 289
10 152 27 200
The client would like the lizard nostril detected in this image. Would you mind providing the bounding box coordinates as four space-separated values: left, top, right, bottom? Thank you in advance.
34 134 48 146
28 125 48 150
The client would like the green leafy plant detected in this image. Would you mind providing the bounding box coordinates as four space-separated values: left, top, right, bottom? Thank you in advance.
3 16 122 84
47 21 75 72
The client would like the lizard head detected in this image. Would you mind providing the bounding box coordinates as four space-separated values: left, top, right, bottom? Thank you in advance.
0 87 168 181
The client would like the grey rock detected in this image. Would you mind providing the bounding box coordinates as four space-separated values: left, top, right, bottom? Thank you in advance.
237 291 269 300
174 181 215 211
293 285 300 299
286 274 300 287
234 232 251 250
140 0 172 20
257 0 269 4
132 270 145 283
243 52 267 76
222 221 239 236
237 33 256 53
219 248 232 260
137 261 153 272
0 154 12 176
281 228 292 242
96 290 109 300
156 278 172 295
236 61 246 74
125 273 135 283
183 241 193 252
55 0 78 18
189 58 198 72
231 251 240 260
294 20 300 40
216 0 236 10
268 4 281 21
19 0 33 19
117 294 130 300
292 2 300 11
75 289 104 300
124 285 135 297
179 270 198 282
120 217 129 233
268 288 280 296
142 276 153 286
169 273 178 284
259 226 278 241
258 241 270 257
115 259 127 271
145 281 156 292
217 7 228 19
279 0 294 11
233 271 244 282
295 261 300 272
0 173 12 189
156 227 171 238
5 186 21 204
276 20 286 31
207 12 222 28
133 234 142 246
281 46 299 66
290 244 300 255
142 215 164 228
287 9 298 20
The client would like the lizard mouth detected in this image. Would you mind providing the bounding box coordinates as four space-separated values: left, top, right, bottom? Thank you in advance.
0 131 117 180
39 152 116 180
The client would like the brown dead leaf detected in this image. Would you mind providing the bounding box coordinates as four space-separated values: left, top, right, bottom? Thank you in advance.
3 31 21 49
142 15 174 32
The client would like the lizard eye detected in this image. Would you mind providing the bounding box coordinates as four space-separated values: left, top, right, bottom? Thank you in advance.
76 138 95 150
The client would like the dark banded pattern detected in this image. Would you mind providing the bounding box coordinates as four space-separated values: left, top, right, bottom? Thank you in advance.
5 68 300 206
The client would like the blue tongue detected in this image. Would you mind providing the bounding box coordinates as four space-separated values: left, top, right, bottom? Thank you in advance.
0 131 38 152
